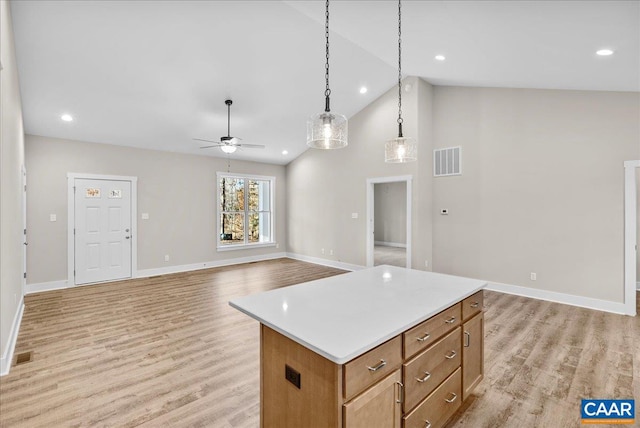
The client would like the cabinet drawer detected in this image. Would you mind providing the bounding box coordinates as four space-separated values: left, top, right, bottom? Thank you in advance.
403 303 461 359
403 367 462 428
462 291 483 321
344 335 402 401
403 327 461 412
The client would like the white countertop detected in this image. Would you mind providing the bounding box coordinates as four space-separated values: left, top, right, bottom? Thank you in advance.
229 265 486 364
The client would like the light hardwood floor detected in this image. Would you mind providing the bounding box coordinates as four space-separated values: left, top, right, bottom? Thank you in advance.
0 259 637 427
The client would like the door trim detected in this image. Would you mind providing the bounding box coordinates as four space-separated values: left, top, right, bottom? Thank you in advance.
624 160 639 316
67 173 138 286
22 165 27 297
366 175 412 268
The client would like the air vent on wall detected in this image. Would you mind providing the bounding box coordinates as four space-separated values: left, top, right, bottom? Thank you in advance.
434 147 461 177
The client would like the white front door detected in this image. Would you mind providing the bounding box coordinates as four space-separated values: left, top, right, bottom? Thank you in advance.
74 178 132 285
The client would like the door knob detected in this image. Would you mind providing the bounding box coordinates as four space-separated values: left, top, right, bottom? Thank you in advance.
125 236 130 239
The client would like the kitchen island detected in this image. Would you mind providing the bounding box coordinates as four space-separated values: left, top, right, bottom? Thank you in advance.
229 265 486 428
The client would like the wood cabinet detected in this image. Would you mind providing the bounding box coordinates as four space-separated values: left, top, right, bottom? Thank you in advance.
343 370 402 428
344 336 402 401
403 327 461 412
462 312 484 400
403 368 462 428
259 291 484 428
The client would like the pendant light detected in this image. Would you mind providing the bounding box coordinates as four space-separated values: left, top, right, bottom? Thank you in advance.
385 0 416 163
307 0 348 149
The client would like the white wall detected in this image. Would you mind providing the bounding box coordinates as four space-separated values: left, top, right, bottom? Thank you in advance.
286 76 433 269
374 182 406 245
432 87 640 303
287 79 638 307
1 0 26 373
25 135 286 284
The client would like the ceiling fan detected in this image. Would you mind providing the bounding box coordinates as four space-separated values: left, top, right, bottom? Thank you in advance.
194 99 265 154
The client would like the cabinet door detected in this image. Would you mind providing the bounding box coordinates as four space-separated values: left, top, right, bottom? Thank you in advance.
344 369 402 428
462 312 484 400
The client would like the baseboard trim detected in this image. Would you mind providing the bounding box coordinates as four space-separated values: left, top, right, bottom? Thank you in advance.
1 297 25 376
286 253 364 272
26 280 69 295
137 252 288 278
374 241 407 249
486 281 630 315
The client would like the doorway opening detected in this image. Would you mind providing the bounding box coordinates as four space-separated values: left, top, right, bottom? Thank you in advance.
624 160 639 316
366 175 412 268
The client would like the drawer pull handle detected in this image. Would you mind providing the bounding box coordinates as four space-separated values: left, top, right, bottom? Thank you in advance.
367 359 387 372
424 421 432 428
395 381 404 404
415 371 431 383
445 316 456 324
444 392 458 403
445 350 457 359
464 331 470 347
470 302 480 308
416 333 431 342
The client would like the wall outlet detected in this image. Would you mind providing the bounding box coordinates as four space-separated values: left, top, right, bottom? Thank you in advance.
351 213 358 219
321 248 325 255
141 213 150 220
276 243 279 249
425 260 429 268
49 214 57 222
329 249 334 256
530 272 537 281
164 255 170 262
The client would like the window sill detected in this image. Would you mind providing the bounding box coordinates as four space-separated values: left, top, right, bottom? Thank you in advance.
217 242 277 252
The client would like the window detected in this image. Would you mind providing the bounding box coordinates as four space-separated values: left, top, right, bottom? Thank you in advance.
217 173 275 250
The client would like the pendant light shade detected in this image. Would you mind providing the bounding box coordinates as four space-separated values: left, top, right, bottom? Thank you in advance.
307 0 348 149
385 0 416 163
385 136 417 163
307 112 348 149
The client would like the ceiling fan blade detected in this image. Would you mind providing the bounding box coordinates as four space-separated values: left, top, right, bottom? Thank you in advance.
239 143 265 149
199 145 223 149
193 138 220 144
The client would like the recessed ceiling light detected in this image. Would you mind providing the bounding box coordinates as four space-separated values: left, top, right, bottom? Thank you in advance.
435 55 446 61
282 150 288 155
61 114 73 122
596 49 614 56
359 86 368 94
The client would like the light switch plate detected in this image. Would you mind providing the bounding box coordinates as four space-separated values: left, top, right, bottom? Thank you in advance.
141 213 149 220
50 214 57 222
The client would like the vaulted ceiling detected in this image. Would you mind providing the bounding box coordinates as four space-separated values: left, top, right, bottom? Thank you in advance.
10 1 639 165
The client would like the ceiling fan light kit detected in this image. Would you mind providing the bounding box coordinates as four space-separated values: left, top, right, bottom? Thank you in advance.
307 0 348 150
385 0 417 163
220 144 237 154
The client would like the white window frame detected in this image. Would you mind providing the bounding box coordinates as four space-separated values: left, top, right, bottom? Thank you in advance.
216 172 276 251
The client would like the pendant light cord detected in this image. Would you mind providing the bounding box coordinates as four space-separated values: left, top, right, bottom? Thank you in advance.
397 0 403 137
324 0 331 112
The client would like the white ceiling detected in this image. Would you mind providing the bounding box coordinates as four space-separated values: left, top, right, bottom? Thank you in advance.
10 1 639 165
